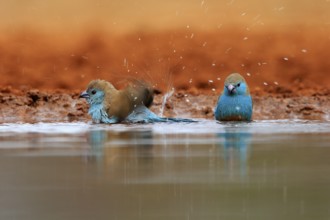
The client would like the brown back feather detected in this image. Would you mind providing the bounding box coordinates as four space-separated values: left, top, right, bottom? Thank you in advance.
87 79 154 121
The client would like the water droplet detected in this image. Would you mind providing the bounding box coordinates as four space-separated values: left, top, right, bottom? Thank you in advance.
243 37 248 40
283 57 289 61
235 106 241 111
189 79 193 83
212 63 216 66
227 0 235 5
217 77 221 80
186 25 190 29
274 81 279 85
263 82 268 86
225 47 232 54
301 49 307 53
241 12 246 16
208 80 213 83
212 88 216 92
186 99 190 103
246 73 251 76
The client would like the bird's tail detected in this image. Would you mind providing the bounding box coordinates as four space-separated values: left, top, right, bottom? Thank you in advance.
158 117 196 123
125 105 196 123
127 116 196 123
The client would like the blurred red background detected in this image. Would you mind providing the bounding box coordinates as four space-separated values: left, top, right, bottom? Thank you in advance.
0 0 329 92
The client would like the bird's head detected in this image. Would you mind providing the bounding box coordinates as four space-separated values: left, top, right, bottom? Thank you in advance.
223 73 249 96
79 80 116 105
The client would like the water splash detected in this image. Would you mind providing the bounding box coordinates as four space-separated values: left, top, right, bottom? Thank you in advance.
160 87 175 117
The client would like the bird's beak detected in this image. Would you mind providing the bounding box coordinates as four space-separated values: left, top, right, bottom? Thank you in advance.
79 91 90 99
226 84 236 94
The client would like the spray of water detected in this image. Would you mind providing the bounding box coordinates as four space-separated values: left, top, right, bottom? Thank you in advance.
160 87 175 117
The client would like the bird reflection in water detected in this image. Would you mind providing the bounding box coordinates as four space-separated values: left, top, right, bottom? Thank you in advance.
217 125 252 178
85 129 154 162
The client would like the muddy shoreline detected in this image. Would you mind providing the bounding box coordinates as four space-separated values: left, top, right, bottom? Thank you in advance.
0 85 329 123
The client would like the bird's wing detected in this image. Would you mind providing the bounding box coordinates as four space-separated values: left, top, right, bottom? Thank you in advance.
125 80 154 108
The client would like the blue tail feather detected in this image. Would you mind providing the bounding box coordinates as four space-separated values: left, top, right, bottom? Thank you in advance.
160 117 196 123
125 105 196 123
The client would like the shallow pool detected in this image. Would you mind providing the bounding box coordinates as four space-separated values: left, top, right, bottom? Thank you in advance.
0 120 329 220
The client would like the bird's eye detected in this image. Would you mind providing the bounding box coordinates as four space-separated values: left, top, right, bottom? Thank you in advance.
91 90 96 95
237 83 241 87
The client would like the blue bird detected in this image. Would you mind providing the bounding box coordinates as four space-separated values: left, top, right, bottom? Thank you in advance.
79 79 195 124
215 73 253 121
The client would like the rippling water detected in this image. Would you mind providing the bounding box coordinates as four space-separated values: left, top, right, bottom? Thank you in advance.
0 120 329 220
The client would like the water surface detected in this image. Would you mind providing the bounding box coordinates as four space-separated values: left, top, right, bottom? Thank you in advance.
0 120 329 220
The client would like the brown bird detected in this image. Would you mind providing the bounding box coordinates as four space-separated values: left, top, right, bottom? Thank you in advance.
80 79 194 123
